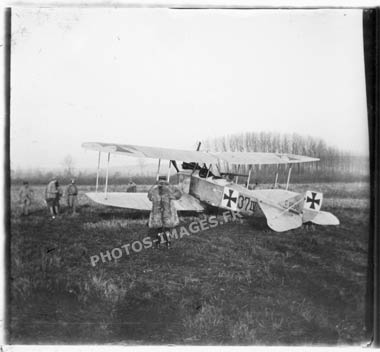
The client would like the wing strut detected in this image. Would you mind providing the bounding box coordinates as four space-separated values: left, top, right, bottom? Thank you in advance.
156 159 161 181
286 166 292 190
167 160 172 182
274 165 279 189
105 152 110 199
171 160 180 173
206 163 212 178
247 167 252 189
235 165 240 184
96 151 101 193
191 162 199 176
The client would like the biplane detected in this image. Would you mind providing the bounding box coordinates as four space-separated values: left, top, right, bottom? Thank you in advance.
81 142 339 232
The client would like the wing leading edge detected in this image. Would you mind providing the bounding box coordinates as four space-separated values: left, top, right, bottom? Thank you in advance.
82 142 319 165
82 142 217 164
86 192 204 212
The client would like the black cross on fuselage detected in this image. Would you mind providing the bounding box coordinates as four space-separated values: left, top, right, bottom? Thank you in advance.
223 189 237 208
306 192 320 209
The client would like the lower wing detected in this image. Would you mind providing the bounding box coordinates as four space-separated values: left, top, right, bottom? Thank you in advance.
85 192 204 212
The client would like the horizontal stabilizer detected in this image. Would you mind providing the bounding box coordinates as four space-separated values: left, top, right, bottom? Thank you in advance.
306 210 340 226
258 202 302 232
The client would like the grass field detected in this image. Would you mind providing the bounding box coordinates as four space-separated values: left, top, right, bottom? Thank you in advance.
9 182 369 345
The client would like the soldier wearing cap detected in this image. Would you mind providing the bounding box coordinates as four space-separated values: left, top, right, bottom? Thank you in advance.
45 177 58 219
147 176 182 248
55 180 63 214
126 178 137 193
66 179 79 215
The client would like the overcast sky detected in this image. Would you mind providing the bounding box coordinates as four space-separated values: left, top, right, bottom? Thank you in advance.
10 8 369 170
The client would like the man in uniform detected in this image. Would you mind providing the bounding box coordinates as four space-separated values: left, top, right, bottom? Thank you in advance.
126 179 137 193
18 181 33 216
147 176 182 249
45 177 58 219
55 180 63 214
66 179 78 215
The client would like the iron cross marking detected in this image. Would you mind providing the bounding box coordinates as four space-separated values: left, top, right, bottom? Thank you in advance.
223 189 237 208
306 192 321 210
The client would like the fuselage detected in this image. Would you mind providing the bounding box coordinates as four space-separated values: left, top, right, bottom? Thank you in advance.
184 170 304 216
186 170 258 214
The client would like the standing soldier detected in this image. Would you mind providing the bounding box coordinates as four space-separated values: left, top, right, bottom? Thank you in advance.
18 181 33 216
55 180 63 214
66 179 78 215
147 176 182 249
126 178 137 193
45 177 58 219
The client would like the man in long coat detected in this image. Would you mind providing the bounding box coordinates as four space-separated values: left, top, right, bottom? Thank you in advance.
66 179 79 215
147 177 182 248
18 181 33 216
45 177 59 219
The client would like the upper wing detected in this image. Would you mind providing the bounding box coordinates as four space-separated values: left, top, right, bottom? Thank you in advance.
215 152 319 165
85 192 204 212
82 142 217 164
82 142 319 165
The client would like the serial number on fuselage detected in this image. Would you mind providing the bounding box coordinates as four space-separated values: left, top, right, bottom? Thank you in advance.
236 194 257 212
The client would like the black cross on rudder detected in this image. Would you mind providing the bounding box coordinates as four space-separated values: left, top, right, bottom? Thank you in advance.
306 192 321 210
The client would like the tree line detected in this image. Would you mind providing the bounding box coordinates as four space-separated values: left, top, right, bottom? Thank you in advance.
11 132 369 185
202 132 369 183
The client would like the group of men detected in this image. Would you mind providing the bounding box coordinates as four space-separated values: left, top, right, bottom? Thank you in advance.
45 178 78 219
19 175 182 249
18 178 78 218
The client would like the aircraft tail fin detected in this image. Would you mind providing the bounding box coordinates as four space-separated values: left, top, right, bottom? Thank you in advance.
252 189 339 232
302 190 339 226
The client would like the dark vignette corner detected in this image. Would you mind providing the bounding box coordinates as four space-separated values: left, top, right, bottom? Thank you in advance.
4 6 11 345
363 7 380 348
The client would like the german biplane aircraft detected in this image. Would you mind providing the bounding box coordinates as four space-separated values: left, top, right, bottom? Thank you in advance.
82 142 339 232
